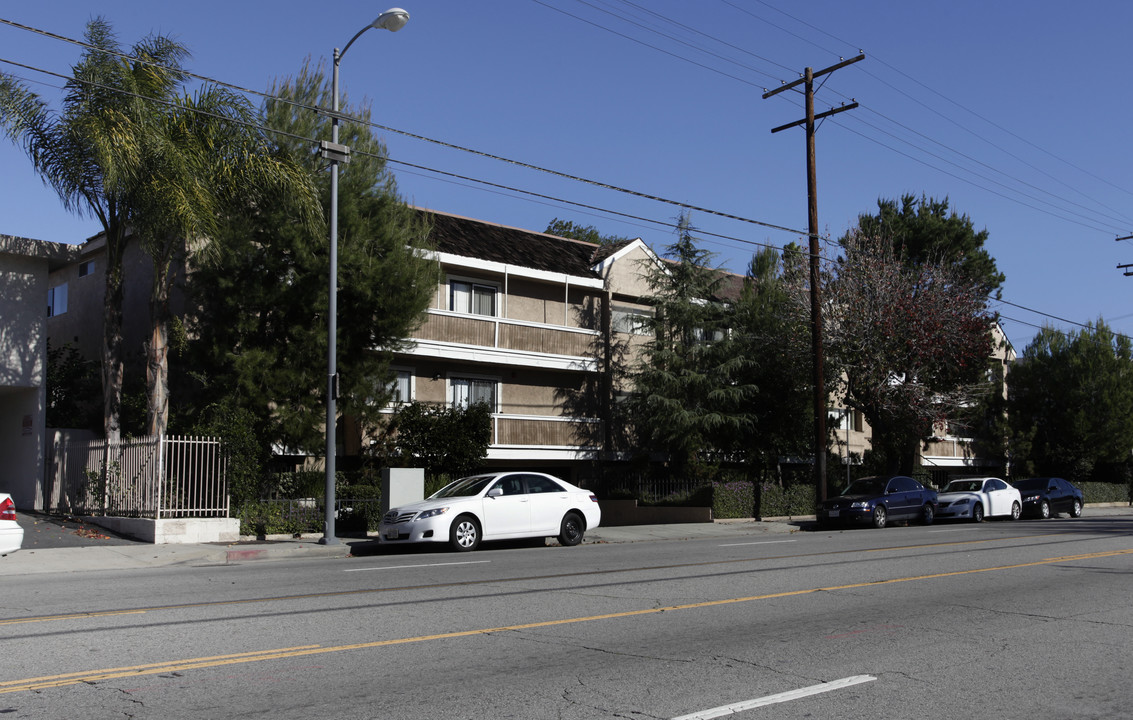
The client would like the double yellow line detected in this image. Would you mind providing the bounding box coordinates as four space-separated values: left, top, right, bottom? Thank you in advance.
3 547 1130 694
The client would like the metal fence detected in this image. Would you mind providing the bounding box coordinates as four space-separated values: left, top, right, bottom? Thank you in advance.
46 435 228 519
601 473 711 503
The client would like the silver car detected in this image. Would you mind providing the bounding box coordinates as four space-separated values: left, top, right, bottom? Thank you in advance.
936 477 1021 522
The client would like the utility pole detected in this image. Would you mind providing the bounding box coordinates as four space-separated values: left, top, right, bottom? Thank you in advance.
763 54 863 508
1117 234 1133 276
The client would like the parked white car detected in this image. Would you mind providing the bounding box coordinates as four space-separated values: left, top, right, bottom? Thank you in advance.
936 477 1021 522
1 493 24 556
379 472 601 552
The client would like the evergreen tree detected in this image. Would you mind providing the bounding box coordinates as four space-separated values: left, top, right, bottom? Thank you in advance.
626 214 755 477
730 245 812 480
1007 321 1133 482
849 194 1004 298
545 218 630 246
185 58 438 455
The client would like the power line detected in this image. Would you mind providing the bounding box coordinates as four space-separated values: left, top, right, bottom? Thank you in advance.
0 16 1124 344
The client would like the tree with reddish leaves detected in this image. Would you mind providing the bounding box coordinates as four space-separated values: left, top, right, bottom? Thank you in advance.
824 232 994 475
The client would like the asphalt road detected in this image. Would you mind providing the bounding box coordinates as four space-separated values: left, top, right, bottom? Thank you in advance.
2 511 1131 719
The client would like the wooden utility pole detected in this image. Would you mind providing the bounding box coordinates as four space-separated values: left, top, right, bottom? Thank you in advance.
763 54 863 507
1117 234 1133 275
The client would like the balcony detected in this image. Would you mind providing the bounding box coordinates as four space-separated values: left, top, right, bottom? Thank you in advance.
414 311 599 359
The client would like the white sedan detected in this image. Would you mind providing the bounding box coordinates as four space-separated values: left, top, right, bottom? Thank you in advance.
935 477 1021 522
379 472 601 552
1 493 24 556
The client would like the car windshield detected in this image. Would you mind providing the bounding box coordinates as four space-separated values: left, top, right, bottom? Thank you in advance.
432 475 497 498
944 480 983 493
840 477 888 496
1013 478 1046 491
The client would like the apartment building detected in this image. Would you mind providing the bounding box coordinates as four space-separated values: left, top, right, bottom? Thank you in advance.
32 207 1012 492
0 234 80 507
341 209 660 485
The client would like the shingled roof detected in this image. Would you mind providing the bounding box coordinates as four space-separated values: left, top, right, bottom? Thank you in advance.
420 208 606 280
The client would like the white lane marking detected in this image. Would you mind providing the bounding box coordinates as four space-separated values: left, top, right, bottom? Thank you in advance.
927 528 970 533
718 540 797 547
670 675 877 720
344 560 491 572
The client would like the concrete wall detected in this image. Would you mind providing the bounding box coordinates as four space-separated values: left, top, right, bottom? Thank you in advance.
85 515 241 544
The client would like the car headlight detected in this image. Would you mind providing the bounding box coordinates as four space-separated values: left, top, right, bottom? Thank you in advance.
1022 494 1040 503
417 507 450 519
953 498 971 505
850 501 871 509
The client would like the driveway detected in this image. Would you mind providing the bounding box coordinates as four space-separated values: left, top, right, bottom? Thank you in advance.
15 511 143 549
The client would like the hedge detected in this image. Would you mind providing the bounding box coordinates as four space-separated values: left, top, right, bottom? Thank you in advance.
712 481 816 519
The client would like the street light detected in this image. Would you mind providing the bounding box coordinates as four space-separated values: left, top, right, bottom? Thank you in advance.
320 7 409 545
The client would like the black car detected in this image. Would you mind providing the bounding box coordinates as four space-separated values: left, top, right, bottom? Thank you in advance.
817 475 938 529
1012 477 1084 519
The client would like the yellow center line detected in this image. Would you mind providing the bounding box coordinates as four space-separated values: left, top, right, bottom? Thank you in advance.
3 547 1130 695
0 609 147 626
0 532 1073 628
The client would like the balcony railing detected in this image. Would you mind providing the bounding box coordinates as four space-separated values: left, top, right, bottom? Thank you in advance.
415 311 598 358
492 413 599 449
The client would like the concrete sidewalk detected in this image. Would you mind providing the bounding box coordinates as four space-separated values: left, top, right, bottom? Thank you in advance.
3 516 805 577
8 506 1129 577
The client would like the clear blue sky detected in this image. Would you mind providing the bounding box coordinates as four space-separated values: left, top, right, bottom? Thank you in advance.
3 1 1132 352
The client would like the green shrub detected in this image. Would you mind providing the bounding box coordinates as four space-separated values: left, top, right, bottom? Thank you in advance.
338 485 383 532
235 501 315 536
760 483 815 517
1078 481 1130 504
712 481 754 519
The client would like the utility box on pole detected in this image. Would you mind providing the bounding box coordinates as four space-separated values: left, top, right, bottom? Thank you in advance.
381 468 425 513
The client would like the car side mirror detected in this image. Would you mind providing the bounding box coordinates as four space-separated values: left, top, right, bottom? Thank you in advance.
487 487 503 498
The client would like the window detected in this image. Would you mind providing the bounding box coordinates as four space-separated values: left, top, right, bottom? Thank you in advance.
889 477 918 493
389 369 412 404
491 476 525 496
830 408 863 433
524 474 565 494
78 260 95 277
612 306 652 335
450 279 497 317
47 283 68 317
451 377 496 410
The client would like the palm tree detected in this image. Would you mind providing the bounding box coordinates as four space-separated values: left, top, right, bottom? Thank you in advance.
1 18 319 437
132 83 320 436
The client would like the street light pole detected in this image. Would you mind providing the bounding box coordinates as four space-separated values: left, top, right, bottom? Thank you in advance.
320 7 410 545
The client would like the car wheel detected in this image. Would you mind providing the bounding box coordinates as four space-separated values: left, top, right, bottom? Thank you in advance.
558 512 585 546
1010 501 1021 521
1039 500 1050 519
972 503 984 523
921 503 935 525
872 505 887 529
449 515 481 552
1070 499 1082 518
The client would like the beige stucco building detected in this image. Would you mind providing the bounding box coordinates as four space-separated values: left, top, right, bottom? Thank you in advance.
0 234 80 507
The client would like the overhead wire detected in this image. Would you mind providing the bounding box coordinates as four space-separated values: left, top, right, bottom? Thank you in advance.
0 15 1123 342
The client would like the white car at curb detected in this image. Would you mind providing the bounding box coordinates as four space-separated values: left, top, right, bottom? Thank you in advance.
379 472 601 552
1 493 24 556
936 477 1021 522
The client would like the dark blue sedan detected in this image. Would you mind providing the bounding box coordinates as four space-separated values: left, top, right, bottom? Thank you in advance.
817 475 938 529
